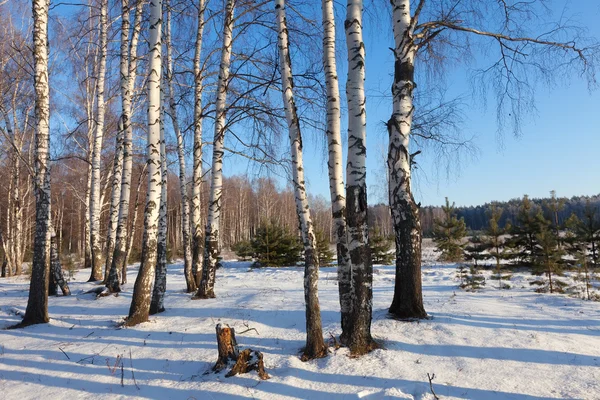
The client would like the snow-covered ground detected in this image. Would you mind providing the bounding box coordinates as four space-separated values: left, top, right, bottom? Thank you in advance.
1 251 599 399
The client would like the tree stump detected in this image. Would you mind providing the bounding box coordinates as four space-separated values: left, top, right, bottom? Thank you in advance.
213 324 269 380
214 324 239 372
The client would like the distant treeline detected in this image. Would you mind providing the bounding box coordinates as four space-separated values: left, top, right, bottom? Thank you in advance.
368 194 600 238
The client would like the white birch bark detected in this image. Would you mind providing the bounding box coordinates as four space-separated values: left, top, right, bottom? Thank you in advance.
191 0 206 286
194 0 235 299
108 0 144 292
344 0 377 355
126 0 163 326
387 0 426 319
321 0 351 342
164 0 194 292
22 0 52 326
151 85 168 315
89 0 109 282
275 0 327 360
104 116 124 282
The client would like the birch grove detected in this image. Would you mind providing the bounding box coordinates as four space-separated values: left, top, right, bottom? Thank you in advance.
194 0 235 300
125 0 163 326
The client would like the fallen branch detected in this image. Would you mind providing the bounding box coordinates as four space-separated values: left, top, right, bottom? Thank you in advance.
58 347 70 360
427 373 439 400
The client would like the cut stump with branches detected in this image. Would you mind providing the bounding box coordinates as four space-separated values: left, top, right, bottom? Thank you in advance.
213 324 269 380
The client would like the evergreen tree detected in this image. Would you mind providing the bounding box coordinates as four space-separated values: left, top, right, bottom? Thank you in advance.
465 265 486 291
544 190 566 249
315 230 335 267
508 195 546 266
482 205 512 289
464 235 490 267
433 197 467 262
369 228 394 265
567 202 600 268
251 221 302 267
531 224 566 294
455 264 468 288
231 240 253 261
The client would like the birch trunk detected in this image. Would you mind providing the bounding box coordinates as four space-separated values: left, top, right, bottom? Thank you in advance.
125 0 163 326
275 0 327 360
151 90 168 315
20 0 51 327
49 228 71 296
107 0 144 293
88 0 109 282
164 0 195 292
387 0 427 319
84 161 92 269
104 117 124 282
191 0 206 287
321 0 351 342
344 0 377 355
193 0 234 300
124 166 146 284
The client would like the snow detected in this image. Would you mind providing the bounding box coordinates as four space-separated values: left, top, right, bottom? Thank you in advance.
1 249 599 399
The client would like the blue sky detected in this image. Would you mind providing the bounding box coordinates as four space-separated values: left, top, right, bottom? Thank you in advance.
292 0 600 208
45 0 600 209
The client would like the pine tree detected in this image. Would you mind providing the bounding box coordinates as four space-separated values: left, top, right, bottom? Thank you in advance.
531 224 566 294
432 197 467 262
369 228 394 265
482 205 511 289
565 202 600 268
508 195 546 266
465 265 486 291
315 230 335 267
232 240 253 261
455 264 468 288
251 222 302 268
464 235 490 267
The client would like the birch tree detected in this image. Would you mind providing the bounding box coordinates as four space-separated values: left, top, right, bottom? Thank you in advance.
191 0 207 287
164 0 195 292
321 0 351 343
150 84 168 315
275 0 327 360
88 0 109 282
18 0 51 327
107 0 144 293
104 117 123 282
194 0 235 300
386 0 597 319
344 0 378 355
125 0 163 326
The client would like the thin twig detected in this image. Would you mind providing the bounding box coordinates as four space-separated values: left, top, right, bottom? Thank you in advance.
58 347 70 360
427 373 439 400
130 350 140 390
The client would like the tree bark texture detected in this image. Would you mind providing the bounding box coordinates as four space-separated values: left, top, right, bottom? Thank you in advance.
150 85 168 315
343 0 378 355
321 0 351 343
21 0 52 327
125 0 162 326
387 0 427 320
88 0 109 282
191 0 207 287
